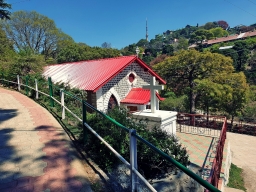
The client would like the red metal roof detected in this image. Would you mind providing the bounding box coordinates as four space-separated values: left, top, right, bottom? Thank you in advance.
43 56 166 92
120 88 165 105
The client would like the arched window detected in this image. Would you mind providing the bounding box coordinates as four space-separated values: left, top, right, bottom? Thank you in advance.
129 73 135 83
108 95 118 110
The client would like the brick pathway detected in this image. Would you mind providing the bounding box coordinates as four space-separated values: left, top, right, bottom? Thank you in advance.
0 87 92 192
176 131 229 189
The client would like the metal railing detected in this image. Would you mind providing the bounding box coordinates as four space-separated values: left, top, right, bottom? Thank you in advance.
0 73 221 192
177 113 227 191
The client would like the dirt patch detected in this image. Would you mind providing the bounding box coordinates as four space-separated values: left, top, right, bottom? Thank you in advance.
242 166 256 192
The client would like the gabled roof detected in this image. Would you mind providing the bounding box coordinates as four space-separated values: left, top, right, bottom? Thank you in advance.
43 56 166 92
120 88 165 105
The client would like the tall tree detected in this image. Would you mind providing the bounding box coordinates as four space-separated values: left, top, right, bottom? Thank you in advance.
0 0 11 20
101 42 111 48
153 50 234 113
209 27 229 38
1 11 73 60
217 20 229 30
203 22 218 30
218 72 249 127
233 41 250 71
0 27 16 71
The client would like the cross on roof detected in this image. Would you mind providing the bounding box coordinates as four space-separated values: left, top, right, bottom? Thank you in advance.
142 76 164 113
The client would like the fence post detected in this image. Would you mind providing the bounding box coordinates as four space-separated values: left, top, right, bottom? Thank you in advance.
17 75 21 91
1 72 4 86
130 129 138 192
82 100 87 144
25 75 29 96
48 77 54 107
60 89 65 119
35 79 38 99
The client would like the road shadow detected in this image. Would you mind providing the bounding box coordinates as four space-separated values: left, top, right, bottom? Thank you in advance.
0 109 18 123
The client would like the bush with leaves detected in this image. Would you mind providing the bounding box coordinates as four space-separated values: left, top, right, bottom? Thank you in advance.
86 107 189 179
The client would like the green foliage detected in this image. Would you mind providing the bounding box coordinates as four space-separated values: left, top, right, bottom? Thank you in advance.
86 107 189 178
189 29 214 44
0 0 11 20
0 27 16 69
162 44 174 56
16 49 46 75
160 94 188 112
176 37 189 51
203 22 218 30
1 11 74 61
233 41 250 71
209 27 229 38
57 42 121 63
227 163 246 191
153 49 234 113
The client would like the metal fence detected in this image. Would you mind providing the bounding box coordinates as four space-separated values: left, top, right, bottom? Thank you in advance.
0 73 221 192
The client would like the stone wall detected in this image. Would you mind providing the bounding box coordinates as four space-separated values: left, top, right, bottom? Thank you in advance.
98 62 160 112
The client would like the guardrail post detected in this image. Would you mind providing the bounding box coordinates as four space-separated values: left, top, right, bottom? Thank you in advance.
25 75 29 96
82 100 87 144
130 129 138 192
60 89 65 119
17 75 21 91
48 77 54 107
35 79 38 99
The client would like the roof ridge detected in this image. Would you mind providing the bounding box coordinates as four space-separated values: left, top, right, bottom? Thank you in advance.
46 56 137 66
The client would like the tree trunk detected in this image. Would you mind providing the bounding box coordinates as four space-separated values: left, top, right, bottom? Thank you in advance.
231 115 234 130
189 84 197 114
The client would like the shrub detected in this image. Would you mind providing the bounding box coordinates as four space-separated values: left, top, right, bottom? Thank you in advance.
86 107 189 179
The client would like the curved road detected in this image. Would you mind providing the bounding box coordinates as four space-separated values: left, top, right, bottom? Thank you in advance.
0 87 93 192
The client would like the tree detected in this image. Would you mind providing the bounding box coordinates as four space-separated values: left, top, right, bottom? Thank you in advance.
189 29 214 44
57 43 84 63
209 27 229 38
176 37 189 50
204 22 218 30
0 27 16 71
149 54 169 66
218 72 249 127
57 42 120 63
136 39 148 47
218 48 239 70
153 50 234 113
0 0 11 20
2 11 73 60
217 20 229 30
162 44 174 56
195 79 224 116
101 42 111 48
13 48 46 76
233 41 250 71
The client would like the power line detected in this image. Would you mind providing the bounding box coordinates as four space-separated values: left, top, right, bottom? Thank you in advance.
224 0 256 18
247 0 256 6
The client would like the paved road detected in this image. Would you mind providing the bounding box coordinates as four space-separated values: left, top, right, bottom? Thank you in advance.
0 87 93 192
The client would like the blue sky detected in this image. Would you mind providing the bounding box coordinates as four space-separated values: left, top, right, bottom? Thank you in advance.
7 0 256 49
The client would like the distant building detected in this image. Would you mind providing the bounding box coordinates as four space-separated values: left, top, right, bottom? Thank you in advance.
189 30 256 49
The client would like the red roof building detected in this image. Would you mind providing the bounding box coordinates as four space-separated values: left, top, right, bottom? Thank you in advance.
188 30 256 48
43 56 166 112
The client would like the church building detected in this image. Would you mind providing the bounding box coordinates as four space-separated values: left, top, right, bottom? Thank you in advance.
43 56 166 112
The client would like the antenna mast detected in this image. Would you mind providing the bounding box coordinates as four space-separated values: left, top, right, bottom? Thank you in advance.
146 18 148 41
